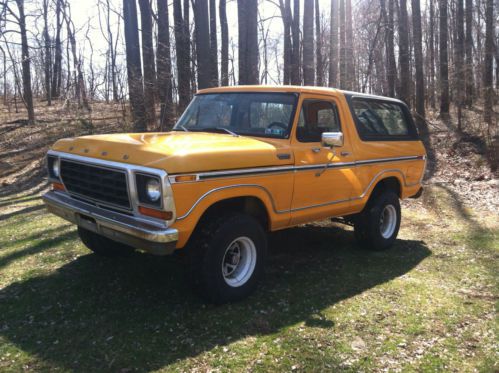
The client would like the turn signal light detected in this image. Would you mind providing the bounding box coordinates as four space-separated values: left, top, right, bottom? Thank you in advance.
175 175 197 183
52 182 65 191
138 206 173 220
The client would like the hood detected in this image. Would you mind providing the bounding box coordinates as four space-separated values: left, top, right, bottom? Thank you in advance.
52 132 293 174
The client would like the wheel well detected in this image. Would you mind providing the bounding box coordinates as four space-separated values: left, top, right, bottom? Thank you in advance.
370 176 401 199
198 196 270 231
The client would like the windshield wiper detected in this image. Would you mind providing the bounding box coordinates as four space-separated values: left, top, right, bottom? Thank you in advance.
196 127 239 137
172 125 189 132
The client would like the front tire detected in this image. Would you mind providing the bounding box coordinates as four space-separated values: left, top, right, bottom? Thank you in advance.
78 227 135 257
187 213 267 303
354 191 401 251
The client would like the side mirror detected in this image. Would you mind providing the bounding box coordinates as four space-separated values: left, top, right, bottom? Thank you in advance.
321 132 344 148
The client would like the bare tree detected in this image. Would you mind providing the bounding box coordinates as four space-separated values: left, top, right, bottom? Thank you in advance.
219 0 229 86
455 0 465 128
291 0 300 84
279 0 292 84
173 0 191 113
483 0 494 124
138 0 157 128
42 0 51 105
51 0 63 99
439 0 450 114
237 0 259 84
209 0 218 85
384 0 397 97
464 0 474 106
412 0 428 138
302 0 314 85
123 0 146 131
328 0 338 87
315 0 323 86
157 0 174 129
339 0 346 88
398 0 411 105
345 0 354 89
193 0 212 89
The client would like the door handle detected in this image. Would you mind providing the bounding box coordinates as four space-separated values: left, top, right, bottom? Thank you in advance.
311 147 321 153
340 151 351 156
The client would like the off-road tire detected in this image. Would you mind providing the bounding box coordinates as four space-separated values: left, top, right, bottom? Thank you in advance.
354 191 401 251
187 213 267 304
78 227 135 257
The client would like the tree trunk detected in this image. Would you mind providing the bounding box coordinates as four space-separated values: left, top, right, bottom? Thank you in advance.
385 0 397 97
279 0 292 85
138 0 157 129
123 0 146 131
328 0 338 87
439 0 450 114
42 0 51 106
464 0 474 106
339 0 346 88
429 0 436 107
315 0 323 86
398 0 411 105
209 0 218 85
237 0 259 84
194 0 212 89
51 0 63 99
456 0 465 129
291 0 300 84
157 0 174 130
219 0 229 86
345 0 354 89
15 0 35 124
303 0 314 85
483 0 494 124
412 0 427 138
173 0 191 113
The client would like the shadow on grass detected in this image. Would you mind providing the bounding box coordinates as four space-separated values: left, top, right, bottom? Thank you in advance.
0 224 431 371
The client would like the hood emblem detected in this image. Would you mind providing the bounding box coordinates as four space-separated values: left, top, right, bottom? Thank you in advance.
123 154 129 160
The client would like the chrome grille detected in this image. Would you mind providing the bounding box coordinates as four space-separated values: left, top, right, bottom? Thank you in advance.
60 159 131 210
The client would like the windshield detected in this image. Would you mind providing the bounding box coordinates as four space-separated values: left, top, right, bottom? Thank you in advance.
173 92 298 139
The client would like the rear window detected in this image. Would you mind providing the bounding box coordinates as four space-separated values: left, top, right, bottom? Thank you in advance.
350 98 418 141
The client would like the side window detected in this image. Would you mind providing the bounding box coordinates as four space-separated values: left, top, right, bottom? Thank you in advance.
351 98 417 140
296 100 341 143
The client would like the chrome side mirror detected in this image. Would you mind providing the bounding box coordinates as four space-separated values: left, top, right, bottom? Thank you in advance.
321 132 344 147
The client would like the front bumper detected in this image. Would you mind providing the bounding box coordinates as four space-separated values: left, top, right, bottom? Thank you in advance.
43 191 178 255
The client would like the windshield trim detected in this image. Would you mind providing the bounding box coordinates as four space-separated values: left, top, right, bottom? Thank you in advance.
173 92 300 140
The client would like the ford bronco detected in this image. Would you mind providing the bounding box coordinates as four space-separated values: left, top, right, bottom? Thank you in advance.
43 86 426 303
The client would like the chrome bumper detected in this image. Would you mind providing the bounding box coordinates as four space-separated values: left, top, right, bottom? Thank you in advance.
43 191 178 255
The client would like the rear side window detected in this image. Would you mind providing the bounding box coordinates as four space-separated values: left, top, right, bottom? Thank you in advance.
350 98 418 141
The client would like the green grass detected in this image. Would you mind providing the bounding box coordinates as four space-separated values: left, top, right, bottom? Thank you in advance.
0 186 497 372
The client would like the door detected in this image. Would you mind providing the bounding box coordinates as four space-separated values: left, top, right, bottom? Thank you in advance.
290 94 357 225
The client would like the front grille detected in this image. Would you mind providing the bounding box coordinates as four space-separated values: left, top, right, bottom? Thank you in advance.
60 159 131 210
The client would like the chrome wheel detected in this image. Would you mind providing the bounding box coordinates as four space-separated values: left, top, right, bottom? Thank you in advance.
379 204 397 239
221 236 257 288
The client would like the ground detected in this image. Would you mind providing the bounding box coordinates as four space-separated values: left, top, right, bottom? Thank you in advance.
0 101 498 372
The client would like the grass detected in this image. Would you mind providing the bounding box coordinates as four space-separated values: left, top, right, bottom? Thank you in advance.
0 186 497 372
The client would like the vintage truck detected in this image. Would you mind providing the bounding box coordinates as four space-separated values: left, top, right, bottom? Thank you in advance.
43 86 426 302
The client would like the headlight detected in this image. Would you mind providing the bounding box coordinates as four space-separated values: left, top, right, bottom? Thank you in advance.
136 173 162 207
48 156 60 179
146 178 161 202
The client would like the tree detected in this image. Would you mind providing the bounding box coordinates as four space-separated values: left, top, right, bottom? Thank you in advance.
455 0 465 128
123 0 146 131
412 0 428 139
138 0 157 128
291 0 300 84
339 0 346 88
302 0 314 85
439 0 450 114
209 0 218 85
384 0 397 97
429 0 436 107
464 0 474 106
219 0 229 86
328 0 338 87
398 0 411 105
483 0 494 124
315 0 323 86
42 0 51 106
51 0 63 99
157 0 174 129
345 0 354 89
237 0 259 85
279 0 292 84
14 0 34 123
193 0 212 89
173 0 191 113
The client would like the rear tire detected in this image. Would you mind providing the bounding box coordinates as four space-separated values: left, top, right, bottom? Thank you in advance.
187 213 267 303
78 227 134 257
354 191 401 251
